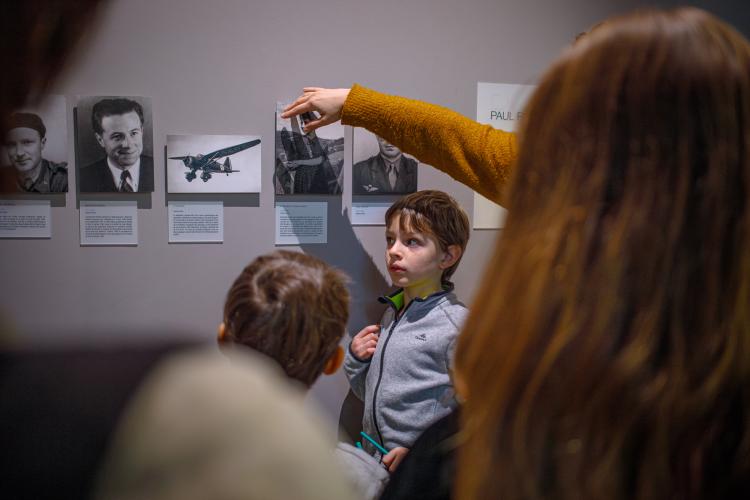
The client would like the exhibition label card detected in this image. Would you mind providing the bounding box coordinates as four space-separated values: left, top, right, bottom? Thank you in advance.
351 202 391 226
168 201 223 243
275 201 327 245
80 200 138 246
0 200 51 238
474 82 536 229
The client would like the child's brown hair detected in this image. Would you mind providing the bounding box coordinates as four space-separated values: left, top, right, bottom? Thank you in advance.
385 190 470 283
223 250 350 387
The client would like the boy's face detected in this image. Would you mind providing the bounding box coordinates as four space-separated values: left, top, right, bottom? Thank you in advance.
385 215 446 290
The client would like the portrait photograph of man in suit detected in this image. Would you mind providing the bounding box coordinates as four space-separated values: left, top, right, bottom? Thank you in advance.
77 96 154 193
352 130 417 195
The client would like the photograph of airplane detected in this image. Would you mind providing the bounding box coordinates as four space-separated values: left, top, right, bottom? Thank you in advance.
170 139 260 182
167 134 262 193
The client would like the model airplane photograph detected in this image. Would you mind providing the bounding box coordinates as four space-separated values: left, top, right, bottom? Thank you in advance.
167 135 262 193
169 139 260 182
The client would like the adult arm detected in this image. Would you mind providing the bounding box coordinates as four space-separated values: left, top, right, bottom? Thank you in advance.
283 85 517 205
343 85 515 205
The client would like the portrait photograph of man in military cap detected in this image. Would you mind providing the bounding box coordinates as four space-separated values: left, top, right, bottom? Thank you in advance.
1 95 68 193
76 96 154 193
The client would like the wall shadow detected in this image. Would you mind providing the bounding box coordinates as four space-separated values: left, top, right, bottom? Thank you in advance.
300 196 389 442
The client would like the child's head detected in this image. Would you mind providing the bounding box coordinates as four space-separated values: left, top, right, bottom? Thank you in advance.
220 250 350 387
385 190 470 285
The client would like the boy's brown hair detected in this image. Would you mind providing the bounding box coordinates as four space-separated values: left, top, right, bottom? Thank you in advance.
223 250 350 387
385 190 470 283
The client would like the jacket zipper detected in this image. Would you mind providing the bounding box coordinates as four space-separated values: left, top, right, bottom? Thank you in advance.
371 299 414 454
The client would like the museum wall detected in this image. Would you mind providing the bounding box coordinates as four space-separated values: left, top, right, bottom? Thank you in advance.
1 0 746 425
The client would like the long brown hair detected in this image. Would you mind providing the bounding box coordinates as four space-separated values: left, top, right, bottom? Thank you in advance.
455 8 750 500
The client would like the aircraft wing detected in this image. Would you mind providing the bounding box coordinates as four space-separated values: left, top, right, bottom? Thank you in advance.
202 139 261 162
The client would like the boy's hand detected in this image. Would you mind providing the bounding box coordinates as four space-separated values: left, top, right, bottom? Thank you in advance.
350 324 380 360
383 447 409 472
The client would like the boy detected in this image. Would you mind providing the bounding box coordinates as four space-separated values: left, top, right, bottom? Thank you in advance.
219 250 390 499
218 250 349 387
344 190 470 472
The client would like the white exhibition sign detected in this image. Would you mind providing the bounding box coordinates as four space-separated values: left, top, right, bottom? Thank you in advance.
351 202 392 226
168 201 223 243
0 200 51 238
474 82 536 229
80 200 138 246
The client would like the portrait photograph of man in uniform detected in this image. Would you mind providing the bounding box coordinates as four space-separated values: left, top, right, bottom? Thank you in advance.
352 130 417 195
1 95 68 193
76 96 154 193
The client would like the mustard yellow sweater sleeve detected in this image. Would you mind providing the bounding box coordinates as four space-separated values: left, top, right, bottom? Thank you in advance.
341 84 517 205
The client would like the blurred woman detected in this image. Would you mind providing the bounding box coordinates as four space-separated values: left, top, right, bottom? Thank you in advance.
455 7 750 500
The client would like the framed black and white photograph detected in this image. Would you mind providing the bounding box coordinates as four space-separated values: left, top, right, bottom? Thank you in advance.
1 95 69 193
352 128 418 196
167 134 261 193
274 102 344 195
76 95 154 193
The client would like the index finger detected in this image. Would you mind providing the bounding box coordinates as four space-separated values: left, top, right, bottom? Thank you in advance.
280 100 313 119
355 324 381 337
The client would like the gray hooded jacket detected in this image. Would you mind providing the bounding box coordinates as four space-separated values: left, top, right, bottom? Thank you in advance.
344 286 468 457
